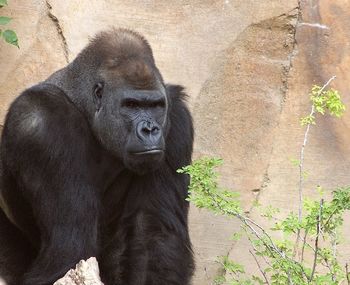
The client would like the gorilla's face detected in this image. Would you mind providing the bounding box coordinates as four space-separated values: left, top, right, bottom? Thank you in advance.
91 79 169 174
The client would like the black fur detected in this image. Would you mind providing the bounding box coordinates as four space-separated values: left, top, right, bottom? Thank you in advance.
0 29 194 285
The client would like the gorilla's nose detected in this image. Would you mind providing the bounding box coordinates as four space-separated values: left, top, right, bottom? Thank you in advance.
136 120 162 144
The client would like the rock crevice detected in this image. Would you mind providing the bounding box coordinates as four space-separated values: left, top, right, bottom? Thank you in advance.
45 0 69 63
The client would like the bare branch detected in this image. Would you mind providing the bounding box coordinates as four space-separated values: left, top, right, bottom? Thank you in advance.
309 199 323 282
300 229 308 263
331 229 337 282
246 231 272 268
249 250 270 285
346 263 350 285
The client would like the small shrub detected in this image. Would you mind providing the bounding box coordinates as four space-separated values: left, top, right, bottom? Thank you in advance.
179 77 350 284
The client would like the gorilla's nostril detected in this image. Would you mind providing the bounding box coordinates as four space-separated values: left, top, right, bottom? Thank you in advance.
137 120 162 140
141 121 160 134
142 122 153 134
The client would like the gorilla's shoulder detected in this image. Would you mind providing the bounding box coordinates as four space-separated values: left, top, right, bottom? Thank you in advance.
5 83 84 138
13 83 71 108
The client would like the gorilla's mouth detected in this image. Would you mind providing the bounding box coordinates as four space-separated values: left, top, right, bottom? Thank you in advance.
131 149 164 155
125 148 165 173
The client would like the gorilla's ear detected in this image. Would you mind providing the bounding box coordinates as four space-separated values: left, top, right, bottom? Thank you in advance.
93 82 104 111
165 84 188 101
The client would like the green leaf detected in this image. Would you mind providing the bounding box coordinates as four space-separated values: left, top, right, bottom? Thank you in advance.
289 157 300 167
0 0 8 7
300 114 315 126
230 231 242 241
213 275 226 285
0 16 11 25
2 29 19 47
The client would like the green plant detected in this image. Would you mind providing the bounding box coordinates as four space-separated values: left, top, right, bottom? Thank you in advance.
179 77 350 284
0 0 19 47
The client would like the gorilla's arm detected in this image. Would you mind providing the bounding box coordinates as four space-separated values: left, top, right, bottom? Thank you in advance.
128 170 194 285
1 84 102 285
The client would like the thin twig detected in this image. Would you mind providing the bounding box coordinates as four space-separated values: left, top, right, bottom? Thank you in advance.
249 250 270 285
300 229 308 263
206 191 307 284
287 271 294 285
298 230 335 276
237 214 284 258
322 207 338 231
331 230 337 282
309 199 324 282
332 230 337 259
246 231 272 268
204 188 285 259
346 263 350 285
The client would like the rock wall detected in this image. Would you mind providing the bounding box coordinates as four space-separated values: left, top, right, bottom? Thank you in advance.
1 0 350 284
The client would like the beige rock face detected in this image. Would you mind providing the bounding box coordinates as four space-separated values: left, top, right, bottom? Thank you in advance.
228 0 350 280
0 0 67 122
1 0 350 284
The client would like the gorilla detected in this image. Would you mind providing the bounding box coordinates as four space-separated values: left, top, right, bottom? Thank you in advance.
0 28 194 285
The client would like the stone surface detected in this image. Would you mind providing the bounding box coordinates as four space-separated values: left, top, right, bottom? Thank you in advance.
0 0 66 124
191 8 299 282
54 258 104 285
228 0 350 280
1 0 350 284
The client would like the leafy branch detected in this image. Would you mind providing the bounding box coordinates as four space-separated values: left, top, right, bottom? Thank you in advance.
295 75 341 257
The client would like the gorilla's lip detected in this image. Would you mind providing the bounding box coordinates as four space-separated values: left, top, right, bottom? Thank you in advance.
131 149 164 155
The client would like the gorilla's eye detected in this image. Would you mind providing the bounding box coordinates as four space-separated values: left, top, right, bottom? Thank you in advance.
122 99 140 109
94 82 104 99
149 100 165 108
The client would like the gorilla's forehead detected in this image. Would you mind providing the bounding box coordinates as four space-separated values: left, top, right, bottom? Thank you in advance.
100 57 158 90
